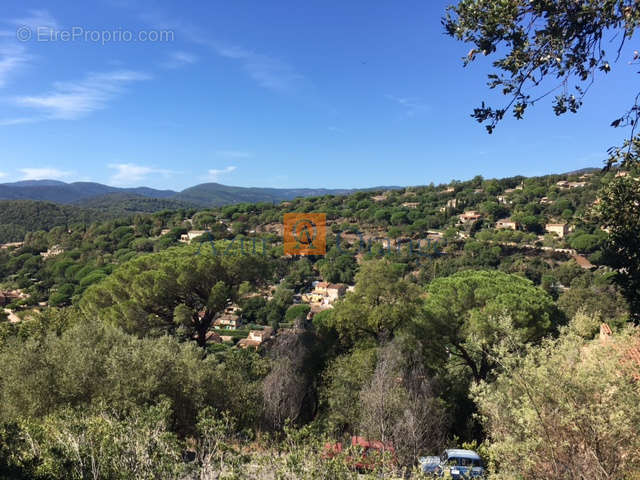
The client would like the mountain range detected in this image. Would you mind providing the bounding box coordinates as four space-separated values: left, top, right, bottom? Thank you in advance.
0 168 599 211
0 180 369 209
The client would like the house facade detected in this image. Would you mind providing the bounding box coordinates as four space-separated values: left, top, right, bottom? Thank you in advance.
545 223 569 238
459 211 483 224
496 219 518 230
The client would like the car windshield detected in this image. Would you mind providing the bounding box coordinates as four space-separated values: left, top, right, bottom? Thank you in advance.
448 457 481 467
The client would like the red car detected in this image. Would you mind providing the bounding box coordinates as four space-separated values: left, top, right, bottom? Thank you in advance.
322 436 396 472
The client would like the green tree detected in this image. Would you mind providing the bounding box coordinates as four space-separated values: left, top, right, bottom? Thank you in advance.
594 175 640 320
79 246 269 346
421 270 560 383
328 259 422 344
320 347 377 435
285 304 311 324
19 401 184 480
444 0 639 161
473 314 640 479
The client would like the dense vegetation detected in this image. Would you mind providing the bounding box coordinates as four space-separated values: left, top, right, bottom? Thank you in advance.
0 0 639 477
0 163 638 478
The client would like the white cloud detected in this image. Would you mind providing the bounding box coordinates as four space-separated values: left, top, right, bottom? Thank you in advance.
10 9 59 31
215 150 253 159
207 166 236 181
162 51 198 69
0 10 59 89
139 12 301 91
0 116 36 126
108 163 174 186
13 70 150 120
214 44 301 91
20 167 72 180
385 95 430 116
0 43 30 88
0 171 7 179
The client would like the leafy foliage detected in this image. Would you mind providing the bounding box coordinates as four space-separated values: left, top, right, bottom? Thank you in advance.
421 270 560 382
474 314 640 479
444 0 639 143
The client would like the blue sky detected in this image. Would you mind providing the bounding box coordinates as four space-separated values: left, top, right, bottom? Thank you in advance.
0 1 635 190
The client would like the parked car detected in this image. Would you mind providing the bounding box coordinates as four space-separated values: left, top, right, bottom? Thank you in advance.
322 436 396 472
420 449 485 478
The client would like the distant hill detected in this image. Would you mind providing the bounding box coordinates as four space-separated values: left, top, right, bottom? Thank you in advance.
173 183 357 207
0 181 177 204
0 180 371 208
74 193 196 212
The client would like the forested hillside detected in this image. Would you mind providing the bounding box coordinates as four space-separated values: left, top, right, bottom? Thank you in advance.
0 180 177 203
0 200 197 243
2 0 640 477
0 201 112 244
0 179 364 208
1 165 638 478
72 193 196 212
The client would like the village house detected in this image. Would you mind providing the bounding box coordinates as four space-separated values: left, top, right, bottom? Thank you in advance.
326 283 347 302
214 314 241 329
0 290 28 307
459 211 483 224
545 223 569 238
496 195 511 205
179 230 208 243
213 305 242 329
496 218 518 230
557 180 586 189
237 327 273 349
301 290 324 304
213 304 242 330
198 331 222 344
40 245 64 259
401 202 419 209
371 194 387 202
302 282 348 306
440 198 458 212
160 228 171 235
0 242 24 250
540 196 552 205
440 187 455 194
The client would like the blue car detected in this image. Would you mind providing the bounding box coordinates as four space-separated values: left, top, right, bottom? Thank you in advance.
420 449 485 478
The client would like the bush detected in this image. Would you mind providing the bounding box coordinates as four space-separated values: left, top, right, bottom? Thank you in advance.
285 304 311 323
